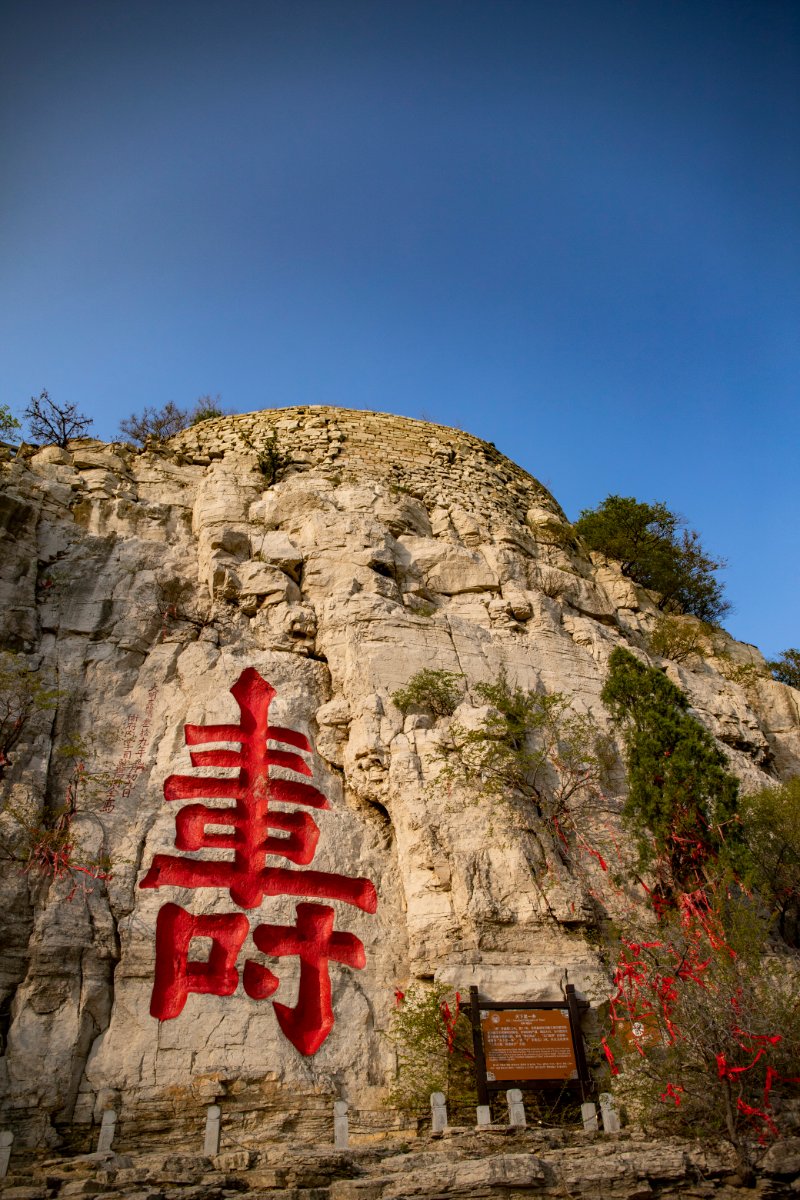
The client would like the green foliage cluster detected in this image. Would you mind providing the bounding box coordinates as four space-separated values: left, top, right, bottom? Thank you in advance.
189 394 225 425
602 652 800 1158
392 669 464 718
767 648 800 689
0 666 112 890
241 429 287 484
529 518 578 550
387 984 477 1119
575 495 728 623
646 614 710 665
739 778 800 947
714 653 766 691
119 395 226 446
601 647 742 893
0 404 21 441
444 675 614 825
119 401 188 444
25 389 93 448
610 902 800 1160
0 652 60 779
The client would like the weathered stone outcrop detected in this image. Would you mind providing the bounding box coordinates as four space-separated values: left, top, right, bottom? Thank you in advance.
1 407 798 1181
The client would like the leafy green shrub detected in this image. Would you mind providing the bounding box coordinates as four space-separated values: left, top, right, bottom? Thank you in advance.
607 899 800 1164
739 778 800 946
646 615 710 664
241 429 287 484
529 518 578 550
601 647 742 894
392 669 464 718
0 652 60 779
574 495 729 623
189 394 225 424
715 654 766 691
438 674 615 903
444 675 614 817
0 404 20 442
767 648 800 689
387 984 477 1119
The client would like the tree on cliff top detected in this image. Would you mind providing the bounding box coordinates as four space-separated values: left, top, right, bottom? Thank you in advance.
25 390 93 448
0 404 20 442
119 395 227 445
767 648 800 689
574 495 729 623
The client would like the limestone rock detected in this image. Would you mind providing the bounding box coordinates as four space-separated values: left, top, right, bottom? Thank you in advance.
0 406 797 1162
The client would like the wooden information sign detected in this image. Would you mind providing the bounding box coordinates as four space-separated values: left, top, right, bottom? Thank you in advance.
469 984 591 1104
481 1006 578 1081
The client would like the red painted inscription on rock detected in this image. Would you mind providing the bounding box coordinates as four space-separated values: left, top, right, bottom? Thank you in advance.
139 667 377 1054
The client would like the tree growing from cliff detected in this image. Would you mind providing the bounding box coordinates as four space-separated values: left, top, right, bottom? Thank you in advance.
0 652 60 779
438 674 616 893
189 394 225 424
119 395 227 445
601 647 742 897
240 428 287 484
606 896 800 1169
738 778 800 947
601 650 800 1166
0 404 20 441
392 669 464 717
574 496 729 623
767 648 800 690
24 389 93 447
387 983 476 1119
119 401 189 444
646 614 710 665
444 675 614 821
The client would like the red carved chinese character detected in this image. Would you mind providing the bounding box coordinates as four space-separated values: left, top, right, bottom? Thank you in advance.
151 902 249 1019
140 668 377 914
243 902 367 1056
142 669 377 1049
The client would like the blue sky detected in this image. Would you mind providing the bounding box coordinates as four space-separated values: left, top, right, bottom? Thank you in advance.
1 1 798 657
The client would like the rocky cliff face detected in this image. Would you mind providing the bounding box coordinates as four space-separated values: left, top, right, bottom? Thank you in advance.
1 407 798 1153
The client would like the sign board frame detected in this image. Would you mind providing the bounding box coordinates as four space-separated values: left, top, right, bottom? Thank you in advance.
469 984 591 1104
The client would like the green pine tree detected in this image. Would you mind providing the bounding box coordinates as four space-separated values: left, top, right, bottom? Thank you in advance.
601 647 742 894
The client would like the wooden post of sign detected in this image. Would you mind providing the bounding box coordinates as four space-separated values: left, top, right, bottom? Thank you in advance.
469 986 490 1106
565 984 591 1100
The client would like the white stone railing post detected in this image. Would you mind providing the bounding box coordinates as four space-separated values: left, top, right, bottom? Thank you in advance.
430 1091 448 1133
0 1131 12 1179
506 1088 526 1128
96 1109 117 1153
476 1104 491 1127
334 1100 349 1149
581 1101 598 1132
599 1092 621 1133
204 1104 221 1156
